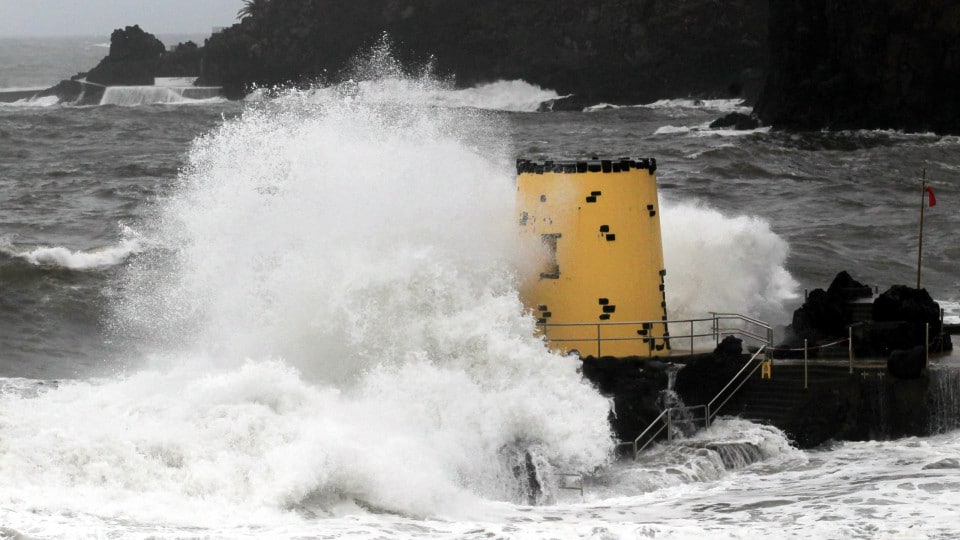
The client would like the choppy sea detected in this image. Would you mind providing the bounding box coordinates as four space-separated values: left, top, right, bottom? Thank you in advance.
1 36 959 539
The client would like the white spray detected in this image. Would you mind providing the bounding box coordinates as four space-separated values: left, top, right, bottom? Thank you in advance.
0 51 615 526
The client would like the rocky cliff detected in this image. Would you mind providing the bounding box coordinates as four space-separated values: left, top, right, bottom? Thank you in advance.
199 0 768 104
754 0 960 133
86 25 166 86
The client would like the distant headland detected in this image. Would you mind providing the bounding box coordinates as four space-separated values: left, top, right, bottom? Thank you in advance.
13 0 960 133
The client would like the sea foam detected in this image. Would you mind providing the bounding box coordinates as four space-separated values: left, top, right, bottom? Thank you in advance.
0 46 805 531
0 228 143 270
0 51 615 525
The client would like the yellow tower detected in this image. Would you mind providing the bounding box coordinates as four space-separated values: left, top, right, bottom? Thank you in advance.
517 158 669 358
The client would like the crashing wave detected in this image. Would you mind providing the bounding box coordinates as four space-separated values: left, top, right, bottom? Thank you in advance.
0 228 143 270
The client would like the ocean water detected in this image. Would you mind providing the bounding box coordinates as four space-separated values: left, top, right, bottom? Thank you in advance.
1 38 959 539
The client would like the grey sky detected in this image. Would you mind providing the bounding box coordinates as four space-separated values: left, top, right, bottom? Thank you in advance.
0 0 247 37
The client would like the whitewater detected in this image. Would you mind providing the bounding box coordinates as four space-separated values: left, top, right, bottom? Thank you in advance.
2 42 960 539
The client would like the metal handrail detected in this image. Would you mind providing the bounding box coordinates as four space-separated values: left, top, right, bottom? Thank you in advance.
631 408 670 456
551 472 585 497
537 313 773 358
710 312 770 329
632 404 709 456
706 347 767 423
630 346 768 459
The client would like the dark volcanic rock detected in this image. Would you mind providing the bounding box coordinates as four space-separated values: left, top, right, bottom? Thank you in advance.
536 95 594 112
580 356 669 445
199 0 768 103
157 41 202 78
873 285 942 333
781 271 873 354
709 112 760 130
888 346 926 379
87 25 165 86
674 338 749 412
35 80 105 105
869 285 951 354
755 1 960 133
783 273 951 357
826 271 872 301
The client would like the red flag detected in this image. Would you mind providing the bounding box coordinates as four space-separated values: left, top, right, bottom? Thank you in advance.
926 186 937 207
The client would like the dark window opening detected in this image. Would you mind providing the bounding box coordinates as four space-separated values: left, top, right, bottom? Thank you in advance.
539 233 561 279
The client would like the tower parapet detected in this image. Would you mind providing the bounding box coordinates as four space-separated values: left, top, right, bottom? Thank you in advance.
517 158 669 357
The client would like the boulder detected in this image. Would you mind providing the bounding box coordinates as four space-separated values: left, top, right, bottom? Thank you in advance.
536 95 594 112
887 346 926 379
674 345 749 412
780 271 877 355
872 285 942 334
709 112 760 130
715 335 743 357
86 25 165 86
826 270 873 301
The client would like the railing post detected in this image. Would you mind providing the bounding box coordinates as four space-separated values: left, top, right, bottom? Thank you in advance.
597 324 601 358
690 320 694 356
705 404 711 428
766 327 774 361
848 326 853 374
713 314 719 346
804 339 809 390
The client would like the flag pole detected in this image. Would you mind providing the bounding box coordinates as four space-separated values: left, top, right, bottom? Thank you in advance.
916 168 926 289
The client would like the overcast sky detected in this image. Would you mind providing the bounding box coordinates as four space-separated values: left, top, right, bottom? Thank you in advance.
0 0 247 38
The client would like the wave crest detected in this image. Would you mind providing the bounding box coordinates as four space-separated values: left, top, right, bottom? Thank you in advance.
0 228 143 270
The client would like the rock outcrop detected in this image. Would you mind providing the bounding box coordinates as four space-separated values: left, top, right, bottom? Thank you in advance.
781 271 951 357
157 41 203 78
86 25 166 86
754 0 960 133
199 0 768 104
709 112 761 130
780 271 871 354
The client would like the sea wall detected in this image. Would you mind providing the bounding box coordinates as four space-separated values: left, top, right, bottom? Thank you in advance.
582 347 956 450
199 0 768 104
754 0 960 133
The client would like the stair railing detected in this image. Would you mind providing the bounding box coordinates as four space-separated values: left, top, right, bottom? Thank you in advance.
705 345 767 424
630 404 709 457
630 345 767 459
